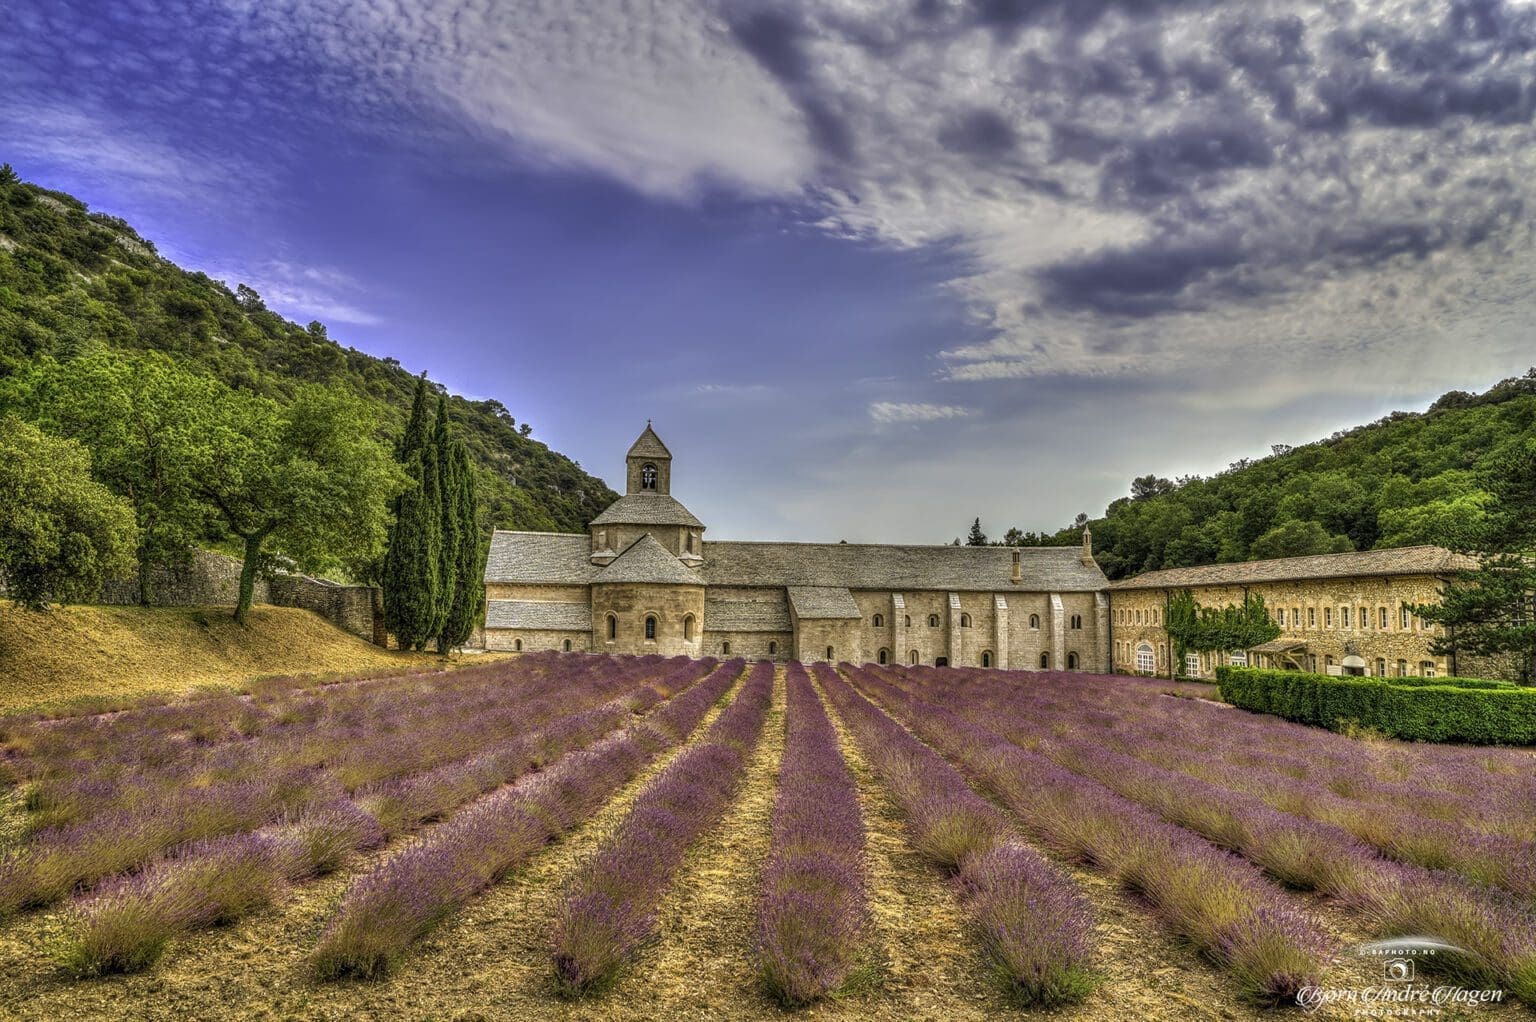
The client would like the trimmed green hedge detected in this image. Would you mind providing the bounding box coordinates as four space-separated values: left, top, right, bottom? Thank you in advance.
1215 667 1536 745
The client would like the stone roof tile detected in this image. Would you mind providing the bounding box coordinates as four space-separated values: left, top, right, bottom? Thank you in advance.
589 493 704 528
787 586 862 619
701 542 1107 592
596 534 701 585
1109 545 1478 590
626 424 672 460
484 531 594 585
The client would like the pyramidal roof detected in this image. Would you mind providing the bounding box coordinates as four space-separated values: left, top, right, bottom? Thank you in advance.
596 533 701 585
627 423 672 460
590 493 704 528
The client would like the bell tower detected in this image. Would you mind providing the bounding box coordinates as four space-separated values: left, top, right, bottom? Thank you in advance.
626 421 673 496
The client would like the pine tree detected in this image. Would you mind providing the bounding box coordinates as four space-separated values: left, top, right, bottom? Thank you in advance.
383 375 443 650
966 518 988 546
439 442 486 652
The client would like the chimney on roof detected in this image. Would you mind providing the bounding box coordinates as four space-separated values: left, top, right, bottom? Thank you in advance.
1010 548 1022 585
1081 526 1095 567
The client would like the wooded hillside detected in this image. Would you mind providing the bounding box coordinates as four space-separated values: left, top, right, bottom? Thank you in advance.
1054 371 1536 579
0 171 616 538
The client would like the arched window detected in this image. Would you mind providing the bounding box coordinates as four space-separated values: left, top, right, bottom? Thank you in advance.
981 650 993 668
641 463 658 490
1070 614 1082 629
909 649 919 665
1135 643 1154 673
928 614 939 627
606 614 617 640
960 613 972 628
1067 651 1079 670
904 615 911 627
644 615 657 640
878 648 889 665
682 614 695 641
826 646 834 660
873 613 884 628
1039 651 1050 669
722 641 731 655
514 638 523 651
769 641 778 655
1374 658 1385 677
563 639 572 652
1029 614 1040 629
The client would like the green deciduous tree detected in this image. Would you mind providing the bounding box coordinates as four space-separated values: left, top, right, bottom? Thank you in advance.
1249 519 1353 560
8 352 216 603
0 416 136 609
190 386 403 625
1415 439 1536 683
1165 589 1282 673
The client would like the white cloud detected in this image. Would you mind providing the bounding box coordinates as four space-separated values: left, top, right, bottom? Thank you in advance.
869 401 971 424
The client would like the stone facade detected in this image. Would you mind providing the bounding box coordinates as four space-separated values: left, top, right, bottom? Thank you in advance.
1107 548 1477 679
481 424 1111 670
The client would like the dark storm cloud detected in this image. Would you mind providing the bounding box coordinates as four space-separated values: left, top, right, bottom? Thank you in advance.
1103 119 1275 203
1037 237 1252 317
726 6 857 161
938 108 1017 157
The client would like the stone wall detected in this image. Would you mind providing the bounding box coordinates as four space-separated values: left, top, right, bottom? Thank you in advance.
485 627 588 653
1109 575 1455 679
96 550 384 644
704 630 792 661
99 549 269 608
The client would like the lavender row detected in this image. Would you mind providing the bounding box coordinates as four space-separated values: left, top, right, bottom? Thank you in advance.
810 664 1097 1007
52 662 720 975
0 656 704 914
755 664 867 1006
843 664 1331 1005
17 653 668 827
60 801 383 976
310 659 748 979
949 670 1536 902
885 666 1536 1003
552 660 776 994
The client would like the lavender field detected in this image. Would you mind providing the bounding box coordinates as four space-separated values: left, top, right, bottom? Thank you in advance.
0 655 1531 1021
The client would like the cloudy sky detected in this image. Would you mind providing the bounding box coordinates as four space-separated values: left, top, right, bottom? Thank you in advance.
4 1 1534 542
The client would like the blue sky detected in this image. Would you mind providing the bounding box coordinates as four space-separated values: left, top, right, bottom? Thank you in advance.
4 0 1535 542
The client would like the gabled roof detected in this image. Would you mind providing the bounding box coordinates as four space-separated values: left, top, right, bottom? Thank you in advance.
590 493 704 528
1109 545 1478 591
485 600 591 631
596 534 701 586
700 542 1108 592
627 424 672 460
787 586 862 619
485 531 594 585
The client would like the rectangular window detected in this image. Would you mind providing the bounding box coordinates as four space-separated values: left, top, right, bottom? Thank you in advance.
1185 652 1201 677
1228 650 1249 666
1308 607 1316 627
1325 607 1333 627
1292 607 1301 627
1340 606 1350 628
1379 607 1388 629
1359 606 1368 629
1401 606 1411 629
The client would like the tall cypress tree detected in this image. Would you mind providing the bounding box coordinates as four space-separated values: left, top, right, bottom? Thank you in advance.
439 442 486 652
432 396 460 651
383 375 443 650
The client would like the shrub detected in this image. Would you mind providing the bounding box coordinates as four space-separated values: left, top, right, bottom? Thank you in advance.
1216 667 1536 744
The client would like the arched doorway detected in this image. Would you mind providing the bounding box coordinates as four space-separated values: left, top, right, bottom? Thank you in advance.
935 656 949 668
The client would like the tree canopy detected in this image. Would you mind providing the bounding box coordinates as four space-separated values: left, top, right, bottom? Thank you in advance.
0 416 135 609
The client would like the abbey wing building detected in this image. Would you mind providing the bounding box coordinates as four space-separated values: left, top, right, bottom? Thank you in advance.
482 425 1111 668
482 424 1473 678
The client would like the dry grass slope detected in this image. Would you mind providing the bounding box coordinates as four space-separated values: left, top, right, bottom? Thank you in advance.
0 604 432 713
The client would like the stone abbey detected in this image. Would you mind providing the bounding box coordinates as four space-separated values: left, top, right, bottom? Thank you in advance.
481 425 1465 678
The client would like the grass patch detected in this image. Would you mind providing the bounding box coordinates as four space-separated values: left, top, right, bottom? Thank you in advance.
0 604 435 715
